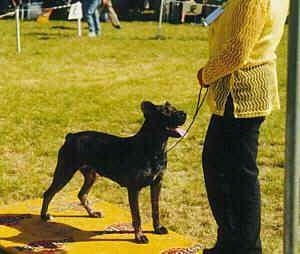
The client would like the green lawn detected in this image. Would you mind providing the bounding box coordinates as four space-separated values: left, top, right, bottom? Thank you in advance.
0 20 290 253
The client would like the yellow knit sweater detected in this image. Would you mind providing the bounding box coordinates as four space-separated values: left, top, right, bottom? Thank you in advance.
202 0 289 118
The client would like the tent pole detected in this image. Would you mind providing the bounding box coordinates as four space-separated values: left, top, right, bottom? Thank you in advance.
284 0 300 253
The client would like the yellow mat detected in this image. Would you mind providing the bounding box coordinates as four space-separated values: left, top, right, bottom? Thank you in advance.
0 193 201 254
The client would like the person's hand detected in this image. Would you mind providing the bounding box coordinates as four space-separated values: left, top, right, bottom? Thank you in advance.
197 68 209 88
103 0 109 5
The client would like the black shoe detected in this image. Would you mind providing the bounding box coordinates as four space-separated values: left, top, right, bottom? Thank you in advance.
113 24 121 29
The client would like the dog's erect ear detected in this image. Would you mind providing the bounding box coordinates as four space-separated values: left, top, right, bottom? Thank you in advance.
165 101 171 107
141 101 155 115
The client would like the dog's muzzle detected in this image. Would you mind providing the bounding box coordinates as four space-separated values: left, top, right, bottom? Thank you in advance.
166 111 187 138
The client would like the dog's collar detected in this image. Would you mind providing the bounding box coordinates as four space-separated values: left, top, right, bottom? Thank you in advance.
166 87 208 153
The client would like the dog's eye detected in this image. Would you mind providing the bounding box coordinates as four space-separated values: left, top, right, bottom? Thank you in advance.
163 108 171 115
158 105 173 117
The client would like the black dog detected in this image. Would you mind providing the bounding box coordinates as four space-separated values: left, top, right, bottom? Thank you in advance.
40 101 186 243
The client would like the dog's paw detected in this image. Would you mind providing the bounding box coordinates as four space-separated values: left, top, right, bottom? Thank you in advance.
41 214 53 221
135 234 149 244
154 225 168 234
89 211 103 218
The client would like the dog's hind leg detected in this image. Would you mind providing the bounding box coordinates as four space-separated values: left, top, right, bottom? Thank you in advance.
78 167 102 218
41 159 77 221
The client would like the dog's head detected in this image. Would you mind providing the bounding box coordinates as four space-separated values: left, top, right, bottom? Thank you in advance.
141 101 187 138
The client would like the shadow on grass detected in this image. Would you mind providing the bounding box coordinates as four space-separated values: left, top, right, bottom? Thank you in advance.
24 31 74 40
106 35 206 41
51 26 76 30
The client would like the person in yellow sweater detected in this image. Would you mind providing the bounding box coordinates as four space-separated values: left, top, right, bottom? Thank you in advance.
197 0 289 253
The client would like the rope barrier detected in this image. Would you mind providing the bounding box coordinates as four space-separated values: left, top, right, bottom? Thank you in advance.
0 11 15 19
0 2 82 53
0 3 72 20
43 4 72 11
163 0 220 8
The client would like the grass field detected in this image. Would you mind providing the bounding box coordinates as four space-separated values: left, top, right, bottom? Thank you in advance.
0 19 291 253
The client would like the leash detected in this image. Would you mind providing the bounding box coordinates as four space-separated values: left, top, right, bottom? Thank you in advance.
166 87 208 153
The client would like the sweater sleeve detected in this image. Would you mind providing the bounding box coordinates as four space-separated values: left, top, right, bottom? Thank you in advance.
202 0 268 84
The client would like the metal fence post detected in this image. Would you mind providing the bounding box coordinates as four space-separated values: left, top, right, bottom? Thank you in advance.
156 0 165 38
15 5 21 54
285 0 300 253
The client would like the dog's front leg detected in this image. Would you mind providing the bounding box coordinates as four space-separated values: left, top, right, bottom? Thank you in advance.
127 188 148 244
151 176 168 234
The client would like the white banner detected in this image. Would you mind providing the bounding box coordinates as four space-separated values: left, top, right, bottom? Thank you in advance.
68 1 82 20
